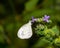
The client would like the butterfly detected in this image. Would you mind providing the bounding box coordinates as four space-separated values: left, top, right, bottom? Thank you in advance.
17 21 33 39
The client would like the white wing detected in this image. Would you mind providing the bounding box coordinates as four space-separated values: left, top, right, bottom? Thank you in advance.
17 21 32 39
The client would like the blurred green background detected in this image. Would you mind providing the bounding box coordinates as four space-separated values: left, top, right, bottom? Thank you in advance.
0 0 60 48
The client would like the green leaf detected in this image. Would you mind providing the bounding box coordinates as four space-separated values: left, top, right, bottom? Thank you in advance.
0 34 5 43
44 26 59 37
35 24 45 35
32 38 50 48
0 25 4 32
46 46 54 48
52 26 59 36
25 0 39 11
54 36 60 46
6 23 14 32
0 25 4 43
43 0 53 8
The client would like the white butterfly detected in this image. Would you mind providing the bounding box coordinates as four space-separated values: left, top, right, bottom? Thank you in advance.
17 21 33 39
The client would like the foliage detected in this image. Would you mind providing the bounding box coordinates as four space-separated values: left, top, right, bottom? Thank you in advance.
32 16 60 48
0 0 60 48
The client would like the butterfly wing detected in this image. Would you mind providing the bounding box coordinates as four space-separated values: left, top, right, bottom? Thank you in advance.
17 22 32 39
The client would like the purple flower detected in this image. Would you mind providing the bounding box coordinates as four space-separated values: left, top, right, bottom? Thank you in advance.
31 16 37 23
43 15 50 22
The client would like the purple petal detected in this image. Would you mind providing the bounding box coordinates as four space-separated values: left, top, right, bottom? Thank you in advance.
45 15 50 19
31 16 37 23
43 15 50 22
